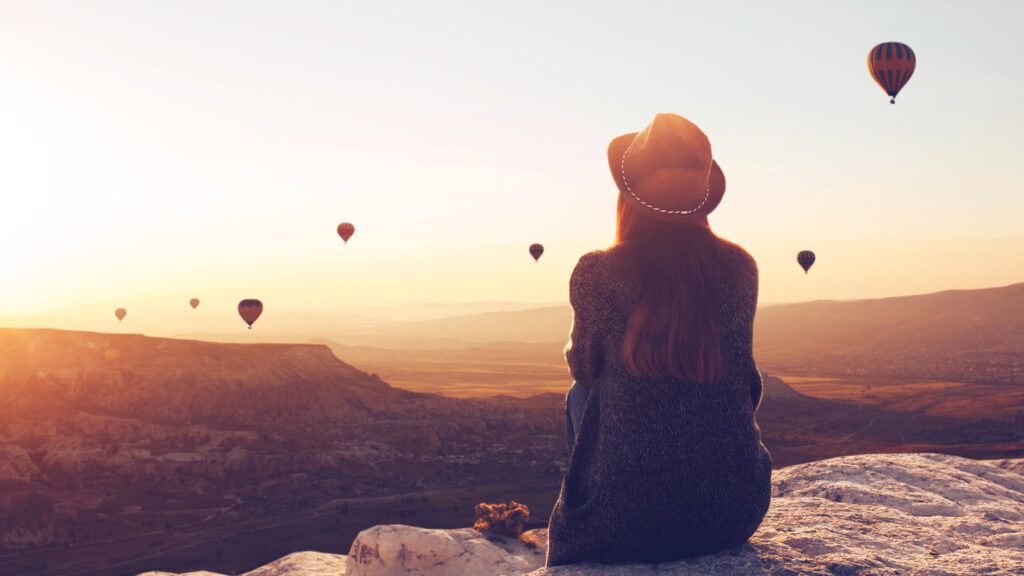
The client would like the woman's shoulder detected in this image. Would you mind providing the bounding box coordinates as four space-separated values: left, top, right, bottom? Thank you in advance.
570 250 617 300
574 248 613 271
573 248 632 282
714 237 758 276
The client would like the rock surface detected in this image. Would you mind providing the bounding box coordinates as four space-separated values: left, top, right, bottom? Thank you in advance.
139 551 346 576
140 453 1024 576
535 453 1024 575
347 525 547 575
244 551 347 576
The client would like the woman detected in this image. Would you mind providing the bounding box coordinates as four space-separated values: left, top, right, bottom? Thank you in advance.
547 113 772 566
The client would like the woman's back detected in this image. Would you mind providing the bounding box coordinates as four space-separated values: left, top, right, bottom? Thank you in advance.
546 242 772 566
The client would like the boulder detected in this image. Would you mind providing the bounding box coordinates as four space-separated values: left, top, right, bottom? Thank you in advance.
534 453 1024 575
346 525 547 576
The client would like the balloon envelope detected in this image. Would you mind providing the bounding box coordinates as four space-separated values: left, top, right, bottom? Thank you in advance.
337 223 355 243
529 243 544 262
189 298 200 309
868 42 916 103
797 250 816 274
104 349 121 363
238 299 263 328
114 308 127 322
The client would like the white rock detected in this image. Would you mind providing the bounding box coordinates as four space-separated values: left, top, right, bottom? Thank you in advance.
529 453 1024 576
244 551 347 576
346 525 546 576
137 552 345 576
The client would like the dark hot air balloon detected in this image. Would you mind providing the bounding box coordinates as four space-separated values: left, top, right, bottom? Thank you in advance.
529 243 544 262
238 299 263 329
797 250 816 274
337 223 355 244
189 298 200 309
868 42 916 104
114 308 127 322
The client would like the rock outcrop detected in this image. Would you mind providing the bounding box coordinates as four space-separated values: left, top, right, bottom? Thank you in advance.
347 525 547 575
139 453 1024 576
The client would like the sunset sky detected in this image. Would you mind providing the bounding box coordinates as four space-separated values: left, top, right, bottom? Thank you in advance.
1 1 1022 336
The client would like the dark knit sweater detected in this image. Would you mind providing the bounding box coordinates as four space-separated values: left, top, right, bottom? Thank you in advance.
546 245 772 566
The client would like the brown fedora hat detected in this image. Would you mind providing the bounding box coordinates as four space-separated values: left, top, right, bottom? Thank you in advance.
608 113 725 222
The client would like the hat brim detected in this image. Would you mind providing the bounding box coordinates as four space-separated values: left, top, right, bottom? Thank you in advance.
608 132 725 223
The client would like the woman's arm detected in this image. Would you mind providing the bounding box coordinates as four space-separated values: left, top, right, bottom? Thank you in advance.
564 254 603 386
735 246 763 412
750 366 764 412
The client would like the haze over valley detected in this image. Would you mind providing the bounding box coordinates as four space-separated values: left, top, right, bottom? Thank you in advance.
0 283 1021 575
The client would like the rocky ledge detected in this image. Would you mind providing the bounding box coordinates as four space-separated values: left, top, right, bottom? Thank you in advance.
141 453 1024 576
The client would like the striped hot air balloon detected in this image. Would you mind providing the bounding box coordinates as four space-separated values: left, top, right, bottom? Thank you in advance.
868 42 916 104
797 250 816 274
529 243 544 262
238 299 263 329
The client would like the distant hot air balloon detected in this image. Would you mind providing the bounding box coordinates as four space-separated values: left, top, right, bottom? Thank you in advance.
238 299 263 329
529 243 544 262
797 250 816 274
868 42 916 104
189 298 200 309
337 222 355 244
104 349 121 363
114 308 127 322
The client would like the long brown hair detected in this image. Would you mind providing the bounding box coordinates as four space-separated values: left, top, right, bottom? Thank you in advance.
614 195 724 383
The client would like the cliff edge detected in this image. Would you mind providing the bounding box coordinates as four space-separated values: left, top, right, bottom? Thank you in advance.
140 452 1024 576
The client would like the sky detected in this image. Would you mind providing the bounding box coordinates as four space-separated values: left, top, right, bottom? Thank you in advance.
1 0 1022 335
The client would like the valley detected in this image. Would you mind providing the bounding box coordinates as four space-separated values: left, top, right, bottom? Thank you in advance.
1 284 1022 575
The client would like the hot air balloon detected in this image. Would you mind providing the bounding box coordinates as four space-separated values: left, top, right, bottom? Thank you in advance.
238 299 263 329
114 308 127 322
104 349 121 363
529 243 544 262
868 42 916 104
797 250 816 274
189 298 200 309
337 222 355 244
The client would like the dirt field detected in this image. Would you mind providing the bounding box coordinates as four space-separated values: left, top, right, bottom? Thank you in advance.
778 374 1024 420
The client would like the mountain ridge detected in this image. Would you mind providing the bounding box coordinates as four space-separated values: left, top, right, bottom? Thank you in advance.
317 282 1024 386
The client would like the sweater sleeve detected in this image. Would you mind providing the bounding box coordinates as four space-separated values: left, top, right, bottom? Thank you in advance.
750 367 764 412
744 250 763 411
565 254 603 386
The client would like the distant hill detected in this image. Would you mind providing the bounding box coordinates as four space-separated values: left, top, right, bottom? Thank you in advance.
754 283 1024 384
330 283 1024 385
0 328 414 426
0 328 565 573
0 328 565 427
328 306 572 346
0 328 1018 576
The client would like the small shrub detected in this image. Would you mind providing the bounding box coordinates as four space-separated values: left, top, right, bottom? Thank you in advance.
473 500 529 538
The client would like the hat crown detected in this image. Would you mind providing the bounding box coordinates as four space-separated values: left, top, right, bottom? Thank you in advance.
611 114 722 222
621 114 714 216
632 113 712 173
